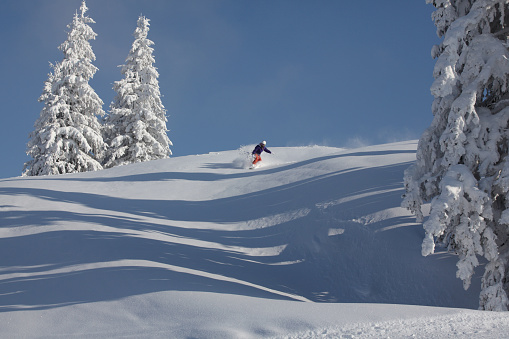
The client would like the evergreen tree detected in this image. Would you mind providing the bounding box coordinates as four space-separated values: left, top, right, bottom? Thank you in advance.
24 1 105 176
403 0 509 310
103 16 172 168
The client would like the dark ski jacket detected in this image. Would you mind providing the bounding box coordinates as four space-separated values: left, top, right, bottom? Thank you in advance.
252 144 271 155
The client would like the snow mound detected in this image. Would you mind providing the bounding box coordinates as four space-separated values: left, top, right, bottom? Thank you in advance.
1 140 507 338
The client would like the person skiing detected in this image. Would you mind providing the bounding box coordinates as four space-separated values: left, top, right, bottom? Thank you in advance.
252 141 271 166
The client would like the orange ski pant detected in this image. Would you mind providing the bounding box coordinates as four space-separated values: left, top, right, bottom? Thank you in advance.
253 154 262 165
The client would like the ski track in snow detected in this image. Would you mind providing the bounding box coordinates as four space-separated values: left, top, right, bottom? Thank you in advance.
1 141 509 337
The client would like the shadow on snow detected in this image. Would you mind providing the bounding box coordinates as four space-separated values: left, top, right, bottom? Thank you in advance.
0 150 479 312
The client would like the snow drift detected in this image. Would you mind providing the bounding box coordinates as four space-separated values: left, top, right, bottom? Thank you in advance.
0 140 507 338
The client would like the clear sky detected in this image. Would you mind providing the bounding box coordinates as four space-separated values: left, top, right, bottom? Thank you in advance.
0 0 437 179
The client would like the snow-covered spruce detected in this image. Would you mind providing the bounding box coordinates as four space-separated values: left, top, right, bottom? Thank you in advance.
23 1 106 176
403 0 509 311
103 16 172 168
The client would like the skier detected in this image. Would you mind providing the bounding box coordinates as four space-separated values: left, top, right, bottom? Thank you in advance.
252 141 271 167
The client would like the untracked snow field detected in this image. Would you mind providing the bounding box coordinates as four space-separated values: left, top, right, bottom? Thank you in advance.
0 141 508 338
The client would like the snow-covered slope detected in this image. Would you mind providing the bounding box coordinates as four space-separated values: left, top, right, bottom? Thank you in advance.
1 140 508 338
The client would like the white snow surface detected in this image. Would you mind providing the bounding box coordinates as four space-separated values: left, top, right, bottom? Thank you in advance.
1 140 508 338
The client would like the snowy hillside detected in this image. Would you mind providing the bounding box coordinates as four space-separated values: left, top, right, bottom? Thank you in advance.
1 140 508 338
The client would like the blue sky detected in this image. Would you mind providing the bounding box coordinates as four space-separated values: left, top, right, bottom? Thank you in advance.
0 1 437 179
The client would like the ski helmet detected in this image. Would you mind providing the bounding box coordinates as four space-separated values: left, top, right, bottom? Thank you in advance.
261 140 266 146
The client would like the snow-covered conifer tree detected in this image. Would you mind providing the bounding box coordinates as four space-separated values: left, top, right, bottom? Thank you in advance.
403 0 509 310
103 16 172 168
24 1 105 176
